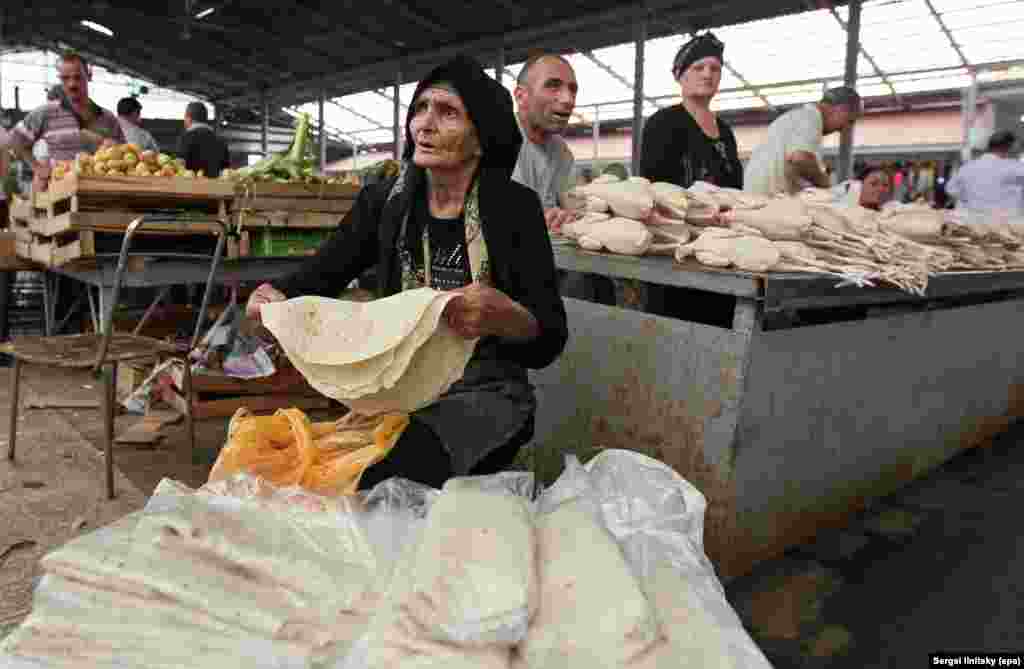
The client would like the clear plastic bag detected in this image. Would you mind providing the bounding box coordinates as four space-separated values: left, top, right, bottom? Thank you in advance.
537 449 772 669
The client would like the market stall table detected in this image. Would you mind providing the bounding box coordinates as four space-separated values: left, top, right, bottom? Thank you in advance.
536 244 1024 580
41 255 307 335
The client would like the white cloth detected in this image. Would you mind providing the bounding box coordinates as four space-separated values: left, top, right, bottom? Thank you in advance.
119 118 161 152
743 104 823 197
512 123 574 210
945 153 1024 215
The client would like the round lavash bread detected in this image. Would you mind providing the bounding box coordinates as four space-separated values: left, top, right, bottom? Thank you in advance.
262 288 441 366
262 290 477 415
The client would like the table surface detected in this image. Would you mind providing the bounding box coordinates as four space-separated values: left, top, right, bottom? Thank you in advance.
49 255 308 290
552 241 1024 308
33 241 1024 310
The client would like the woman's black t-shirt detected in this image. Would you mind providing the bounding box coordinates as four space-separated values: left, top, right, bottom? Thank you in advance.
639 105 743 189
406 191 471 291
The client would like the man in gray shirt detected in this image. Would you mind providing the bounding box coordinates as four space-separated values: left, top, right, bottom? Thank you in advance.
513 54 578 232
514 54 617 305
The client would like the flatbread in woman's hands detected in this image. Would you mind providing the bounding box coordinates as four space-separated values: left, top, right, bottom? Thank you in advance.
262 289 478 415
261 288 440 366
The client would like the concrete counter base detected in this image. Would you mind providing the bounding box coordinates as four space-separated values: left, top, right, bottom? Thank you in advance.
530 295 1024 581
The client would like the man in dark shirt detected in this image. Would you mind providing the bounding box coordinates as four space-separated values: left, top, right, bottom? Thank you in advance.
177 101 229 178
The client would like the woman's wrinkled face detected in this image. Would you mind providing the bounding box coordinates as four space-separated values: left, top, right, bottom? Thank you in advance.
679 56 723 100
860 170 891 209
408 86 481 171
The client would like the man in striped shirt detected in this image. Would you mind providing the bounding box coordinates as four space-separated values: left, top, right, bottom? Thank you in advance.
1 51 125 192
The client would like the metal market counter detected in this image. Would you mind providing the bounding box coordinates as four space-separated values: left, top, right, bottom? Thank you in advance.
41 256 307 335
536 244 1024 580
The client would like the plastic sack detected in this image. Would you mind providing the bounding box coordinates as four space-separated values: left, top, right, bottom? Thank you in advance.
537 449 772 669
339 474 536 669
208 408 409 496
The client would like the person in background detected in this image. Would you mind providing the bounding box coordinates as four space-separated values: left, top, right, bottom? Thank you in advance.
513 53 579 233
116 97 160 153
513 53 617 306
744 86 862 196
853 166 891 211
640 32 742 189
178 101 229 178
0 142 9 227
0 51 125 193
945 130 1024 215
638 33 743 326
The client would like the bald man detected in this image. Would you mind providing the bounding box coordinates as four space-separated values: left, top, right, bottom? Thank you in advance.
513 54 578 232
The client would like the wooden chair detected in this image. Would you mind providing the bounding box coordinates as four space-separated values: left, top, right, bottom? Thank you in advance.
5 216 228 499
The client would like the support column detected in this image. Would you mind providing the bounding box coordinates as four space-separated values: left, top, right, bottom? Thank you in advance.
0 8 5 106
318 92 326 171
961 70 978 162
837 0 862 182
631 9 647 176
393 67 403 160
261 91 269 155
496 44 505 84
592 106 600 163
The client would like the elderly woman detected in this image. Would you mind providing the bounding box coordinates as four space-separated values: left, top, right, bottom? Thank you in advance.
639 32 743 188
245 55 567 489
639 33 742 326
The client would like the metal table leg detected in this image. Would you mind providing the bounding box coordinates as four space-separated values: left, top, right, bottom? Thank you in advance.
48 274 60 336
53 292 86 335
7 358 21 461
98 286 116 335
102 362 118 499
41 274 52 336
86 286 100 334
132 287 171 336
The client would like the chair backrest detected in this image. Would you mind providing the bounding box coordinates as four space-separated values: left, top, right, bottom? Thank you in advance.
93 215 229 372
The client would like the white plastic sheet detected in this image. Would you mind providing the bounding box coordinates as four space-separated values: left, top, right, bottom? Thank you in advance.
538 450 772 669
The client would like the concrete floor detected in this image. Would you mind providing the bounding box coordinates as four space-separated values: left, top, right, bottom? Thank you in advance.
2 364 1022 666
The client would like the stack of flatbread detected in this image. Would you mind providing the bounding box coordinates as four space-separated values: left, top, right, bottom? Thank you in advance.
261 288 477 415
1 480 381 669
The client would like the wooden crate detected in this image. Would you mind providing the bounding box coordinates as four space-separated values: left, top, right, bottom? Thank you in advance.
233 182 359 216
35 173 235 218
14 210 226 268
236 210 341 229
232 185 355 258
162 364 331 419
8 196 35 226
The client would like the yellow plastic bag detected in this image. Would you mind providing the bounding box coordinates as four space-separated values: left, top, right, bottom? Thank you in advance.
208 407 408 496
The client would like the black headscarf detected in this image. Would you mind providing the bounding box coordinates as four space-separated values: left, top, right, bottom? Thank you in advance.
672 32 725 80
403 54 522 180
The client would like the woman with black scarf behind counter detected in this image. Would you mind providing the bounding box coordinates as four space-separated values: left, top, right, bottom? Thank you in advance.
640 32 743 189
640 33 743 326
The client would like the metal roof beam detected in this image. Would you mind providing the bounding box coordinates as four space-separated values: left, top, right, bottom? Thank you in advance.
580 50 661 108
37 32 234 97
824 3 909 108
329 99 393 131
228 0 803 106
922 0 970 68
373 89 409 109
377 0 448 33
